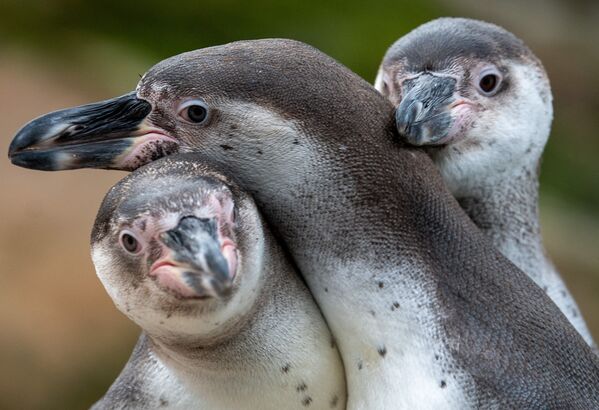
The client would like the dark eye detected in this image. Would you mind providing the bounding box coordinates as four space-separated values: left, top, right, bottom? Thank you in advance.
178 100 209 124
476 68 502 96
480 74 498 92
120 231 142 254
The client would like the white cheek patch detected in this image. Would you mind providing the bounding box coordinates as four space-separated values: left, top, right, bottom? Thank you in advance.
434 62 552 195
216 100 318 194
445 104 476 143
91 245 133 314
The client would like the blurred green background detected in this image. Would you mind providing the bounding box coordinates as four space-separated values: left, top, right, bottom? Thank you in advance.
0 0 597 408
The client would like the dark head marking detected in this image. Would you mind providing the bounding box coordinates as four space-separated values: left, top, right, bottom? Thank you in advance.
383 17 535 71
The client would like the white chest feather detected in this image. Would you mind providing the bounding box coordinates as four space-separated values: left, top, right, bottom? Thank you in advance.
308 260 477 410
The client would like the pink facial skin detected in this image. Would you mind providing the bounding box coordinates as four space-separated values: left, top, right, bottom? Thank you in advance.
207 195 238 281
437 99 478 145
148 239 239 300
149 258 202 299
120 129 179 171
120 194 239 300
221 239 238 283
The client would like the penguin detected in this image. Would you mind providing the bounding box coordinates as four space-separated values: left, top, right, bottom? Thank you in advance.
90 154 346 409
9 39 599 408
374 17 596 348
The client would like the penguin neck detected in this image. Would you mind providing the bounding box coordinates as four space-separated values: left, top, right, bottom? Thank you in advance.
209 124 512 406
197 109 589 407
150 276 273 372
144 54 599 406
454 163 550 280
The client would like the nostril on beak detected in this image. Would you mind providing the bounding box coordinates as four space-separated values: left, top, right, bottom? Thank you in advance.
398 99 423 136
68 124 86 133
407 100 423 130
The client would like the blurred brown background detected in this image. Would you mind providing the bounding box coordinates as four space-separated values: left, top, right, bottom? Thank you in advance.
1 0 598 408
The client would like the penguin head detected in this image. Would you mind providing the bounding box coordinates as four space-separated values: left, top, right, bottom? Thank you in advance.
9 39 388 178
91 155 265 343
376 18 553 196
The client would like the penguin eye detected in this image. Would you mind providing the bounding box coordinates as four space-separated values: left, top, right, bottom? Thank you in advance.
476 67 503 96
119 231 142 254
178 100 209 124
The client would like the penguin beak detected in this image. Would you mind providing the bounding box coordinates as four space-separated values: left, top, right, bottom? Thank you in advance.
156 216 235 299
8 92 178 171
395 73 458 146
